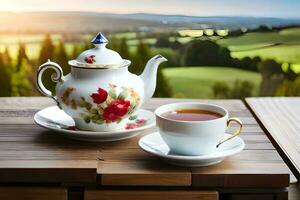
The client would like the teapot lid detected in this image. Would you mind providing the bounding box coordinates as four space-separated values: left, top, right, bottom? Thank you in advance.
68 32 130 68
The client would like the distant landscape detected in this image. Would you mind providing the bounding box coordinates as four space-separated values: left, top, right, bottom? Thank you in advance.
0 11 300 98
0 12 299 33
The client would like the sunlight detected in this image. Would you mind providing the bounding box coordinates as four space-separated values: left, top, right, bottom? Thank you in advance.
0 2 299 199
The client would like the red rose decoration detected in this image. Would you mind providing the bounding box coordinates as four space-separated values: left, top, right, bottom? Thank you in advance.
136 119 146 126
125 123 138 129
91 88 108 104
103 100 131 122
85 55 96 64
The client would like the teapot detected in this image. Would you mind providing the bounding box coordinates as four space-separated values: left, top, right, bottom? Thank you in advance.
37 32 167 131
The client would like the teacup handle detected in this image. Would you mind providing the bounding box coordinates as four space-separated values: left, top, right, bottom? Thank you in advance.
36 59 64 106
217 117 243 148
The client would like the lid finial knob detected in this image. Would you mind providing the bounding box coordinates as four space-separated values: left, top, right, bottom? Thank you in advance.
91 32 108 45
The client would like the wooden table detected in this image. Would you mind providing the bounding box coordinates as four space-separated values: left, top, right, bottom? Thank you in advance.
0 97 295 200
246 97 300 197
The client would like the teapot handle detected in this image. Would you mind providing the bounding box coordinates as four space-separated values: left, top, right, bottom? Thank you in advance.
36 59 64 106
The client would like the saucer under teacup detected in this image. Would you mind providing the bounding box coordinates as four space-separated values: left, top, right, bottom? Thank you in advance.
34 106 155 142
139 132 245 167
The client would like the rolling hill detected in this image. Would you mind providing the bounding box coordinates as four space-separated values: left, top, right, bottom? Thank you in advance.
0 12 159 33
163 67 261 98
0 11 299 33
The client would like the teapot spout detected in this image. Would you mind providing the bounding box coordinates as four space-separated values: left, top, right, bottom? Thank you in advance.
140 55 167 101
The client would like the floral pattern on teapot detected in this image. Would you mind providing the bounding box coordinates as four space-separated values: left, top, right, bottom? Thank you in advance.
84 55 96 64
60 83 140 125
36 32 167 132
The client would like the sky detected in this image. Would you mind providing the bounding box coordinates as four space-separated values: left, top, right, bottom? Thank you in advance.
0 0 300 18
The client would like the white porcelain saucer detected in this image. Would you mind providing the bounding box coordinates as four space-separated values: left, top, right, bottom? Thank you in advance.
34 106 155 142
139 132 245 167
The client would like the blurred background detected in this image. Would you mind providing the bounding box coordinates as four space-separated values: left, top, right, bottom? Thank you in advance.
0 0 300 99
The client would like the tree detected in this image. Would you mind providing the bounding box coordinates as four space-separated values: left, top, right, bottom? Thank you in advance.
171 39 183 49
16 43 28 71
218 47 232 67
0 52 12 96
228 29 244 37
71 45 81 59
39 34 54 64
54 40 70 75
130 40 151 75
38 34 56 94
155 36 172 48
212 80 254 99
184 40 232 66
232 56 260 72
258 59 284 96
154 67 172 97
230 80 254 99
212 81 230 98
276 76 300 96
83 40 93 50
130 40 172 97
252 56 261 71
284 63 297 81
2 47 12 66
256 25 272 32
107 37 120 52
118 38 131 60
11 58 32 96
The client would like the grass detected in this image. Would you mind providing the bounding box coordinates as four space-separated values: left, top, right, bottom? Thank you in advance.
127 38 157 46
218 28 300 48
163 66 261 99
218 28 300 72
113 32 137 40
279 27 300 36
231 44 300 71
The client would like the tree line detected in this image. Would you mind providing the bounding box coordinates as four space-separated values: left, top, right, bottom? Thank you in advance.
0 35 173 97
180 39 300 98
0 34 299 99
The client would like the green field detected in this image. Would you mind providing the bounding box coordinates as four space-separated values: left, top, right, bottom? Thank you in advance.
163 67 261 98
231 44 300 64
3 27 300 68
218 28 300 72
218 28 300 48
0 28 298 99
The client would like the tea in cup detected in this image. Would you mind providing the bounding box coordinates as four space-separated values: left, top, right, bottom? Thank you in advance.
155 103 242 156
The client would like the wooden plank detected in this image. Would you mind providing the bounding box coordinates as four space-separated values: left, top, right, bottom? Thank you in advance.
100 149 280 162
229 194 273 200
0 187 67 200
288 183 300 200
0 160 97 183
0 97 293 189
192 149 291 187
98 148 291 187
95 98 291 187
0 97 54 110
85 190 218 200
97 139 277 187
246 97 300 180
98 160 191 186
190 98 292 186
0 124 102 161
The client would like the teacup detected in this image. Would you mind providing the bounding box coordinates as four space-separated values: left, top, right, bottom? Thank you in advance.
155 103 242 156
